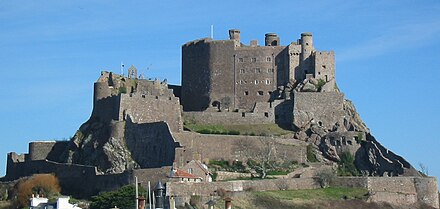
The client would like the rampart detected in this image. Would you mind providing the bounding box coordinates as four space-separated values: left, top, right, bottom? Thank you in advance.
125 121 177 169
28 141 69 161
173 132 307 168
183 100 293 126
3 157 171 198
293 92 345 130
332 177 439 208
119 93 182 132
168 176 439 208
166 178 320 204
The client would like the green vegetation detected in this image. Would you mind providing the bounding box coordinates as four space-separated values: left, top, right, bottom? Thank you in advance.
90 185 146 209
306 144 319 163
184 123 292 136
254 187 369 201
210 186 392 209
208 160 247 173
118 86 127 94
337 152 359 176
315 79 327 91
266 170 290 175
316 169 336 188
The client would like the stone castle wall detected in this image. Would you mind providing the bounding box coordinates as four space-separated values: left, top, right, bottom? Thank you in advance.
183 100 293 126
233 46 285 110
181 38 216 111
166 178 320 204
3 156 171 198
293 92 344 130
332 177 439 208
28 141 69 161
183 111 274 125
119 93 183 132
314 51 335 82
168 177 439 208
125 121 176 169
173 132 307 168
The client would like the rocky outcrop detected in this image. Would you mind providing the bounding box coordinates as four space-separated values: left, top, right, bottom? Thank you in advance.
288 79 418 177
355 133 420 177
58 118 138 173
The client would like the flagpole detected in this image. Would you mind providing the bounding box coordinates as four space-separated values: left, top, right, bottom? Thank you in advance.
135 176 139 209
148 181 152 209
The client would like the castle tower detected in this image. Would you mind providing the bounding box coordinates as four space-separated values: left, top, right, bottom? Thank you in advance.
228 29 240 47
265 33 280 46
300 32 314 75
300 32 313 60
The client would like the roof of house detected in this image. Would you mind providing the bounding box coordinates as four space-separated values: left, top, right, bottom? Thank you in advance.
170 168 201 179
192 160 211 175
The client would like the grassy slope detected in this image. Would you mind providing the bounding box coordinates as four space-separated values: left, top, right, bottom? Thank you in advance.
184 123 293 136
209 187 414 209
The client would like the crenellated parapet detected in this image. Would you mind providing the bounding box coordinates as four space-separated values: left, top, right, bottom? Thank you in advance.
91 69 182 132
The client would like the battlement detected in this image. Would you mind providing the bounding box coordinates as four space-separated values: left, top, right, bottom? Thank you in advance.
91 67 182 131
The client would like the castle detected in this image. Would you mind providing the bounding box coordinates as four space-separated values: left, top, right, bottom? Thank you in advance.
182 29 335 112
2 29 438 208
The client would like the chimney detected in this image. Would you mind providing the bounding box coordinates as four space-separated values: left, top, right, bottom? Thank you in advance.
265 33 280 46
224 197 232 209
228 29 240 47
250 40 258 47
138 196 145 209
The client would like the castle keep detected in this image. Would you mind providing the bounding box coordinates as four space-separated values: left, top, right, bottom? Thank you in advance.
182 29 335 112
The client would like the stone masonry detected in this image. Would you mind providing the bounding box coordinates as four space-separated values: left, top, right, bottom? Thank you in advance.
181 29 335 112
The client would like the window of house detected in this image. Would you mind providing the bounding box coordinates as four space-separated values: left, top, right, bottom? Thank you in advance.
266 57 271 62
258 91 263 95
254 80 259 85
239 80 244 85
254 68 261 73
251 57 257 62
188 168 193 174
244 91 249 95
264 112 269 117
267 68 274 73
238 58 244 62
240 68 245 74
322 65 326 69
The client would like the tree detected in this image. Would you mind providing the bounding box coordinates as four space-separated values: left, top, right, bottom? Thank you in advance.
316 168 336 188
90 185 146 209
235 137 278 179
16 174 61 208
337 152 359 176
418 162 429 176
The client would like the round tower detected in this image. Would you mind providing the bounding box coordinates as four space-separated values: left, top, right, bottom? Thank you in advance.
93 82 112 103
265 33 280 46
300 32 313 61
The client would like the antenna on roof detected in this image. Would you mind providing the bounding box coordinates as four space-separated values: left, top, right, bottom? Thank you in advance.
211 25 214 39
121 62 125 76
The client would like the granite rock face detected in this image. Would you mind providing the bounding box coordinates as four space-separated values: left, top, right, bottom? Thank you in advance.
288 80 419 176
59 118 138 173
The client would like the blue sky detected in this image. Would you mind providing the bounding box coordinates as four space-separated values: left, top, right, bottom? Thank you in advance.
1 1 439 183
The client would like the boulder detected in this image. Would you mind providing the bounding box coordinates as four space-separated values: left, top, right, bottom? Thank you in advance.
301 81 317 92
